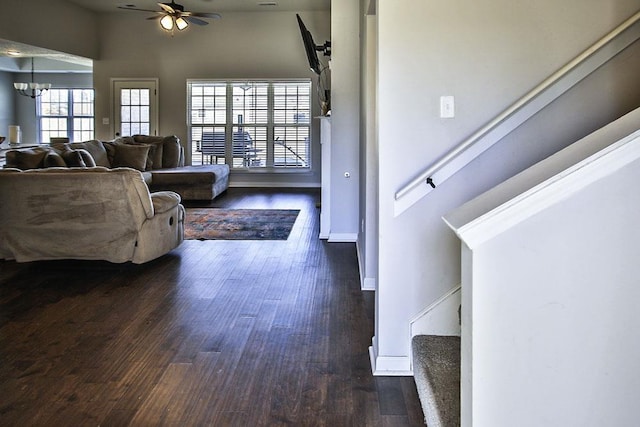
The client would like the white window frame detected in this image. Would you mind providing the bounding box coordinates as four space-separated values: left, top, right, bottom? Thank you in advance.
37 88 95 143
187 79 312 171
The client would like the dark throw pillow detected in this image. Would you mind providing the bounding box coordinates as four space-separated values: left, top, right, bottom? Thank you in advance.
44 151 67 168
62 149 88 167
5 147 49 170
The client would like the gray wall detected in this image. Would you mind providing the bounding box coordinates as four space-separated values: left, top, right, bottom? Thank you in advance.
11 72 93 144
0 0 98 59
0 71 14 141
93 11 330 187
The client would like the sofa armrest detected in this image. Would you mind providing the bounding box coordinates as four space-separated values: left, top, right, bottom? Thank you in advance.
151 191 182 215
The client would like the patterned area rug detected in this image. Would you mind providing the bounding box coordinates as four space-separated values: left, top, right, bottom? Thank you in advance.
184 208 300 240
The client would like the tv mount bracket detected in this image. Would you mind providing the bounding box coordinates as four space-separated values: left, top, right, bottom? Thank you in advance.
316 41 331 57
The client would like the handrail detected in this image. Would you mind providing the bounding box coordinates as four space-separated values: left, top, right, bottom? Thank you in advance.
394 10 640 216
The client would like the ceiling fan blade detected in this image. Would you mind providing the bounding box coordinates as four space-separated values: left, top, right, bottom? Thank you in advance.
117 6 159 12
189 12 222 19
158 3 176 13
184 16 209 26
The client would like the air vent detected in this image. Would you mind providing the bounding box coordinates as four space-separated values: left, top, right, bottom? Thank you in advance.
258 2 278 6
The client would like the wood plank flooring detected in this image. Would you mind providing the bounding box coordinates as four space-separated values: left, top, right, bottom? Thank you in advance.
0 188 425 426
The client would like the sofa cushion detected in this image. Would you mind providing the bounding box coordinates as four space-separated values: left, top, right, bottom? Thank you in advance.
111 143 151 171
5 147 49 170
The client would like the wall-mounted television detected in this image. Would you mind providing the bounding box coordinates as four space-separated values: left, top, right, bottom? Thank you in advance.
296 14 331 75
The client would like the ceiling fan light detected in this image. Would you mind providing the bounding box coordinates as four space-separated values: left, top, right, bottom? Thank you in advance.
175 16 189 30
160 14 174 31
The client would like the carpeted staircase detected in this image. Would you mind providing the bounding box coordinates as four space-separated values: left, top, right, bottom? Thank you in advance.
412 335 461 426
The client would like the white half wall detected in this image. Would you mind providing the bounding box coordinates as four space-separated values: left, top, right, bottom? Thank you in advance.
446 124 640 426
373 0 640 374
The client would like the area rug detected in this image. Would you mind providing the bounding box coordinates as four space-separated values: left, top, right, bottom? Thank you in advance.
184 208 300 240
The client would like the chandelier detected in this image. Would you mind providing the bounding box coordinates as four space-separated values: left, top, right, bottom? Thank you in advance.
14 58 51 99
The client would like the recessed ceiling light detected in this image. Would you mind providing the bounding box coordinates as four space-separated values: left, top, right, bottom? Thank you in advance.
7 49 21 56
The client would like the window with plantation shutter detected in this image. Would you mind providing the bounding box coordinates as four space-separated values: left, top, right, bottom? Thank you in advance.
37 89 95 143
187 80 311 170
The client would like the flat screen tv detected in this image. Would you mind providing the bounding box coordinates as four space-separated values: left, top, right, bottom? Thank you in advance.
296 14 328 75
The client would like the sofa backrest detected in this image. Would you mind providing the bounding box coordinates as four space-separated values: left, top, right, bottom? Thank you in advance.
6 135 184 171
0 167 154 262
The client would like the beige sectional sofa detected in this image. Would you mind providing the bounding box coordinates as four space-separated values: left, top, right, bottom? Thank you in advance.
3 135 230 201
0 167 184 264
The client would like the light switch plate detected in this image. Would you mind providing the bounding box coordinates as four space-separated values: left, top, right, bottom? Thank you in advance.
440 96 455 118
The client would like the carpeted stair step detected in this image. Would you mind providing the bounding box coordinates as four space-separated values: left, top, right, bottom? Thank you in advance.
412 335 461 427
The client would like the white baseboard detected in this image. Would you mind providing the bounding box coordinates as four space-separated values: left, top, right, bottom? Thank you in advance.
328 233 358 243
362 277 376 291
228 182 321 188
369 338 412 376
356 239 376 291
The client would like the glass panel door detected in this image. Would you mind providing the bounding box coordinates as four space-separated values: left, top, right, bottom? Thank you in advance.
113 79 158 138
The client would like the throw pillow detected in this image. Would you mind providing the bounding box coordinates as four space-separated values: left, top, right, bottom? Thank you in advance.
111 143 151 171
161 136 181 168
5 147 49 170
76 149 97 167
69 140 110 167
131 135 164 169
62 149 90 167
102 141 118 166
44 151 67 168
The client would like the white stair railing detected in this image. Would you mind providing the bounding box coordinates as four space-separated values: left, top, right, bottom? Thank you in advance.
394 10 640 217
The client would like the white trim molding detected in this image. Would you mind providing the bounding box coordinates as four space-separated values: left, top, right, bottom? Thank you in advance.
410 285 462 337
447 128 640 249
328 233 358 243
361 278 376 291
369 338 413 376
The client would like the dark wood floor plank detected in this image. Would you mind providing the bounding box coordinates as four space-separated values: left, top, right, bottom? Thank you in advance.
0 188 425 426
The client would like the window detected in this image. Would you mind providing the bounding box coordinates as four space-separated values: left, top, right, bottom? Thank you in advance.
188 80 311 170
38 89 95 143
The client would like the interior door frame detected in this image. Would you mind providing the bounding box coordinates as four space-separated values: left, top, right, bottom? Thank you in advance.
111 78 159 138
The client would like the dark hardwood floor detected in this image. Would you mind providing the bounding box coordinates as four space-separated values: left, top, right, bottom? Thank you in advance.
0 188 424 426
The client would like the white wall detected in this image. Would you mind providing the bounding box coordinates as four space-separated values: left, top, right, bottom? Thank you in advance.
372 0 640 373
93 11 329 187
358 2 378 290
448 124 640 426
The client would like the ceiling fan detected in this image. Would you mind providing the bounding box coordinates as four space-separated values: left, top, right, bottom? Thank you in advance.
118 1 221 33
